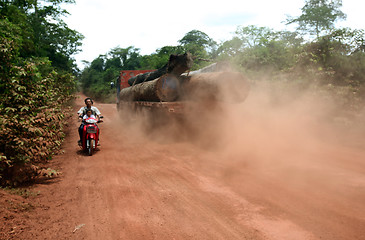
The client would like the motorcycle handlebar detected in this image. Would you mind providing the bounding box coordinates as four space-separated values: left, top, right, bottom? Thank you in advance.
77 114 104 123
81 119 104 124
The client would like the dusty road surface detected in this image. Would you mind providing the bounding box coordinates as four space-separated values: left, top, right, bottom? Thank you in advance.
1 91 365 240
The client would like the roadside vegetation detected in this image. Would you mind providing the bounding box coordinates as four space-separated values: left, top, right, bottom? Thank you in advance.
0 0 83 186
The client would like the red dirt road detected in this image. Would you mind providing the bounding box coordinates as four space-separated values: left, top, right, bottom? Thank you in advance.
1 91 365 240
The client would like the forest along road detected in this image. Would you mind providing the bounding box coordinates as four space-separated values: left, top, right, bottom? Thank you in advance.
9 93 365 240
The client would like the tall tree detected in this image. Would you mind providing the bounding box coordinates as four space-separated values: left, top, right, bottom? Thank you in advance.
0 0 83 71
139 46 185 69
178 30 216 58
286 0 346 38
234 25 278 48
178 30 217 69
216 37 243 58
109 46 141 70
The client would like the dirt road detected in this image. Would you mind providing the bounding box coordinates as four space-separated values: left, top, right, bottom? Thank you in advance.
1 91 365 240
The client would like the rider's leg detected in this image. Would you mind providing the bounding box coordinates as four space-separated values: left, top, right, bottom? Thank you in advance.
97 127 100 146
78 124 84 144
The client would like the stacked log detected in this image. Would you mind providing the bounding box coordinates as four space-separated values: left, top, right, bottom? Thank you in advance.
118 74 180 102
179 71 250 103
117 53 250 104
128 52 193 86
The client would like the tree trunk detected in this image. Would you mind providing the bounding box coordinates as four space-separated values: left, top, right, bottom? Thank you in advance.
119 74 180 102
179 72 250 103
128 52 193 86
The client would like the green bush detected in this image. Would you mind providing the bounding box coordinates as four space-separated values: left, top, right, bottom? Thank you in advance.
0 19 76 186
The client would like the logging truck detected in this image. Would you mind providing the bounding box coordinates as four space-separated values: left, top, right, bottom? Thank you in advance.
116 53 250 118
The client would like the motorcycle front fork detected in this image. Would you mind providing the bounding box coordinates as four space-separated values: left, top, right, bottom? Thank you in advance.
86 139 96 148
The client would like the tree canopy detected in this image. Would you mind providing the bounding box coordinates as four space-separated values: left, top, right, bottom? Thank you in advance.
286 0 346 38
0 0 84 71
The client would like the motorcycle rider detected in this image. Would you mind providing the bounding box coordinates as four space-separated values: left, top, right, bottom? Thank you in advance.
83 108 96 121
78 98 101 145
78 97 101 121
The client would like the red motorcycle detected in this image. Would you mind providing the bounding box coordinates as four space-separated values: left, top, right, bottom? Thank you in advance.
80 116 103 156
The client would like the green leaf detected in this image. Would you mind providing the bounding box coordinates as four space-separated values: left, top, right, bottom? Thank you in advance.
20 106 29 112
5 107 16 113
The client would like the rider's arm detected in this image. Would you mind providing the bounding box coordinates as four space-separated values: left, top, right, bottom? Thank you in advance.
93 107 101 121
77 107 84 118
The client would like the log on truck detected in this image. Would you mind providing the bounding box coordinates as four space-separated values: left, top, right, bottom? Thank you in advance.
116 53 250 115
127 52 193 86
118 74 180 102
179 70 250 103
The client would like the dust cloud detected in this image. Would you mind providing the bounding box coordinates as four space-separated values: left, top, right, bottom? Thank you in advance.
199 78 365 176
117 75 365 156
112 76 365 238
116 74 365 190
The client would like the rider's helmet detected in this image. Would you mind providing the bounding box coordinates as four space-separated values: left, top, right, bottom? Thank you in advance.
84 97 93 104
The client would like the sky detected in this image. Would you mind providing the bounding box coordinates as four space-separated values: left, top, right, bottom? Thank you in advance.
61 0 365 69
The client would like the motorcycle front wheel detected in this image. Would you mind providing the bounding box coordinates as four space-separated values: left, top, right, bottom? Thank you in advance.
88 139 94 156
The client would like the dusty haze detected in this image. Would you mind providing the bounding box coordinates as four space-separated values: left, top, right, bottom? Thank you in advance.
112 76 365 239
2 80 364 240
